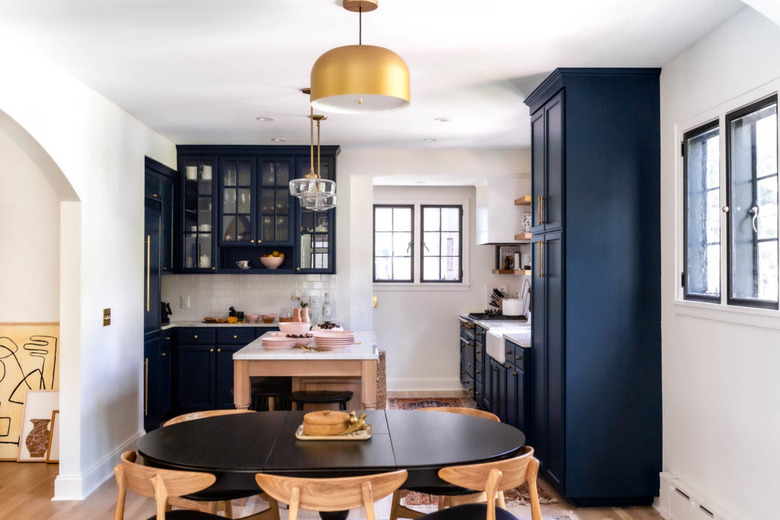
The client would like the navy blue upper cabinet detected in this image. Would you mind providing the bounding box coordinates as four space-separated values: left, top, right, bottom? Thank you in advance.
219 157 256 246
530 92 564 233
145 158 177 273
178 155 217 273
177 145 338 274
295 155 336 274
525 69 662 506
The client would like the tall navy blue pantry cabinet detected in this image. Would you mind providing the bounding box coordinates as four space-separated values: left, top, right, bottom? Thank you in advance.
525 69 662 506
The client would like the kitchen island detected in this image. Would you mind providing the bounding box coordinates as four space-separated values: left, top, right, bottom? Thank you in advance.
233 330 379 410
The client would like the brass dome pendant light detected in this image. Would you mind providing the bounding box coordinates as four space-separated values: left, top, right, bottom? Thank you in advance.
289 96 336 211
310 0 410 114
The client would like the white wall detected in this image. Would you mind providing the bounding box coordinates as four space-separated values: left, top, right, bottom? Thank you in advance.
0 42 176 498
370 169 531 392
660 8 780 519
0 121 61 321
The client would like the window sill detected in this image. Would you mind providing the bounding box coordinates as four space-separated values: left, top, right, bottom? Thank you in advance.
374 283 471 292
672 299 780 331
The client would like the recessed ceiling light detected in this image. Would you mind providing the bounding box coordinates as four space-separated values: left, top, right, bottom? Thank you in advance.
270 137 287 142
433 117 449 123
424 138 437 142
256 116 275 122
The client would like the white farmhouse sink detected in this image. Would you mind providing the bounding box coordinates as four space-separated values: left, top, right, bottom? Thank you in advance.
486 325 530 364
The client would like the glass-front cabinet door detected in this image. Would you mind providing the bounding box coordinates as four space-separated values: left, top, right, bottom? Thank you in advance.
259 158 293 246
181 157 216 272
295 155 335 273
220 157 255 245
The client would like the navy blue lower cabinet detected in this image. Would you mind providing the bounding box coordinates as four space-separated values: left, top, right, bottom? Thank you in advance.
175 343 216 411
524 69 662 506
503 339 530 432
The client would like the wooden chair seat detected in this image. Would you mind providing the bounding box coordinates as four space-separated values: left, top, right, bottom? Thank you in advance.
113 451 279 520
390 407 501 520
414 446 542 520
160 409 277 519
256 470 408 520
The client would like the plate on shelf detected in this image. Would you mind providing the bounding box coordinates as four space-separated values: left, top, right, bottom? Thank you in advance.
295 424 372 441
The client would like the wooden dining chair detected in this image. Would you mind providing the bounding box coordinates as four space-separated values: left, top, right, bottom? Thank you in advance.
162 408 256 427
113 451 277 520
390 407 501 520
162 409 278 519
416 446 542 520
255 470 408 520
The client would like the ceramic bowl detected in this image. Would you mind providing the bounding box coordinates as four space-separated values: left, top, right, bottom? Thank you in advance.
244 313 260 323
279 321 312 335
260 256 284 269
261 314 276 324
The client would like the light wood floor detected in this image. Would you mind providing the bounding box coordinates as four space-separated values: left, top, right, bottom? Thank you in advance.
0 461 663 520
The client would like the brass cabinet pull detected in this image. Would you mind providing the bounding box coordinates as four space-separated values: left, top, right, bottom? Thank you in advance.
210 348 214 352
211 266 216 271
251 240 255 243
512 371 517 376
538 195 544 225
233 335 238 339
193 335 198 339
538 241 545 278
506 349 512 354
152 193 158 198
144 358 149 415
217 348 221 352
145 235 150 312
515 355 522 360
161 352 167 356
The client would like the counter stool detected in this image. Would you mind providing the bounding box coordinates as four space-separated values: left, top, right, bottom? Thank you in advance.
251 377 292 411
291 390 354 411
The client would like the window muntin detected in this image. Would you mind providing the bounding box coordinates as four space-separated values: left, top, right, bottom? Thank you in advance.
726 96 779 309
421 205 462 282
373 205 413 282
684 121 721 302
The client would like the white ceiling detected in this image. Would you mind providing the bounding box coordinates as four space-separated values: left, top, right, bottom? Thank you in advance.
0 0 746 152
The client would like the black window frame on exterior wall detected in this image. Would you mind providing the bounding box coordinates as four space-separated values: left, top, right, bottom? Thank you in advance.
420 205 463 283
725 94 779 310
683 119 721 303
373 204 414 283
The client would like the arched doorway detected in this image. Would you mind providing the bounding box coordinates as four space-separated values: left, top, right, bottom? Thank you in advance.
0 111 79 495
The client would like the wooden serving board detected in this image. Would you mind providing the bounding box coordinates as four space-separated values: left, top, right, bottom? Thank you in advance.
295 424 372 441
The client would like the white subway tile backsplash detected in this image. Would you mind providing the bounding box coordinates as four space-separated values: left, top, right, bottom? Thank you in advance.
161 274 338 322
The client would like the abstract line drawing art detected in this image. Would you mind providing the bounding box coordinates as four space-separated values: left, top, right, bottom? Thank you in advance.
0 323 59 460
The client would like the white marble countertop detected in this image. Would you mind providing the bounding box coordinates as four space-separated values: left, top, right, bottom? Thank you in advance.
234 330 378 361
163 320 279 330
504 331 531 348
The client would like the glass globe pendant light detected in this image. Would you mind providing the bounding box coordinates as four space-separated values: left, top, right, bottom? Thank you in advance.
289 105 336 211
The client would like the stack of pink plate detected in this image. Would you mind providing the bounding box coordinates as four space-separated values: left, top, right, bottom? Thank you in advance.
312 331 355 349
261 336 295 350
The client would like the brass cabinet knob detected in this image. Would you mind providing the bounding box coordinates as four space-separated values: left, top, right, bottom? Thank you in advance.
193 335 198 339
217 348 221 352
161 352 167 357
210 348 214 352
233 335 237 339
211 266 216 271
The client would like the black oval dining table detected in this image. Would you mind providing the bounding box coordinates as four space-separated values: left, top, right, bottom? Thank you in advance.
137 410 526 498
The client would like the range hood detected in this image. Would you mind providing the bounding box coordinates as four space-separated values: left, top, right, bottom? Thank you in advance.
476 175 531 245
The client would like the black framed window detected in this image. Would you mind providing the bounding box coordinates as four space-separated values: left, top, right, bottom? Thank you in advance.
421 205 463 282
726 95 779 309
683 120 721 302
373 205 414 282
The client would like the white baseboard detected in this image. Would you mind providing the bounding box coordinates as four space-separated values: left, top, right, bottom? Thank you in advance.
388 389 470 398
53 430 143 501
387 378 466 393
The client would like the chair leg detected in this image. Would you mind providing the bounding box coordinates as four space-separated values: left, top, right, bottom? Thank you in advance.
224 500 234 518
390 490 428 520
527 458 542 520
